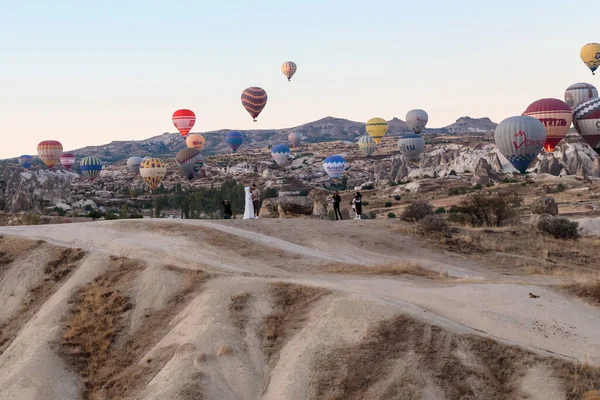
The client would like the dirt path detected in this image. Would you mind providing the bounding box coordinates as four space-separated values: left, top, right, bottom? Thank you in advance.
0 218 597 370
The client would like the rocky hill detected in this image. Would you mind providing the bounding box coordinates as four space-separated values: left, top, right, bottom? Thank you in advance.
5 116 498 166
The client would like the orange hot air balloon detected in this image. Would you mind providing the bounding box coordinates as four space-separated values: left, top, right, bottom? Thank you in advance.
172 109 196 138
522 98 572 152
37 140 63 168
186 133 205 150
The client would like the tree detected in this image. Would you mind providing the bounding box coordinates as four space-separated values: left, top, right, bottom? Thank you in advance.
120 204 128 219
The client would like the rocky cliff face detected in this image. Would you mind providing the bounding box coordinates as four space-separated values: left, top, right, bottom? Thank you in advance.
1 137 598 214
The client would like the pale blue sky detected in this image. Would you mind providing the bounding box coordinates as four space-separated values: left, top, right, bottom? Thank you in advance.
1 0 597 158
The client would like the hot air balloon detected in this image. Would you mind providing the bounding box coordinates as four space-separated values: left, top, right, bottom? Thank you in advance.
60 153 76 171
241 87 267 122
358 135 377 157
225 131 244 152
80 156 102 181
176 148 205 180
281 61 297 81
406 109 429 134
323 155 346 180
565 83 598 110
18 155 33 169
142 156 152 161
37 140 63 169
288 132 302 148
580 43 600 75
186 133 205 150
398 133 425 161
494 116 546 174
172 109 196 138
522 98 572 152
127 156 143 173
271 144 291 166
573 97 600 154
140 158 167 191
366 118 388 144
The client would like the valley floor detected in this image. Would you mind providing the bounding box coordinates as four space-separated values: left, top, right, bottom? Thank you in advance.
0 219 599 399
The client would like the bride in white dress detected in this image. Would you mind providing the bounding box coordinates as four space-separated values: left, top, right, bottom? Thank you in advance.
243 186 255 219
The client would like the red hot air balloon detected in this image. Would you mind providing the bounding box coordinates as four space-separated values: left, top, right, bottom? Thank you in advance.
172 109 196 138
60 153 76 171
522 98 573 152
241 87 267 122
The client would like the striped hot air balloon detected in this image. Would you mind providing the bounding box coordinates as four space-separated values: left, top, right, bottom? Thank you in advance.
495 116 546 174
18 155 33 169
241 87 268 122
288 132 302 148
127 156 143 173
281 61 297 81
323 155 346 180
358 135 377 157
172 109 196 138
60 153 76 171
366 118 388 144
398 133 425 161
271 144 290 166
406 109 429 134
37 140 63 169
225 131 244 152
522 98 572 152
140 158 167 191
580 43 600 75
176 148 204 180
565 83 598 110
186 133 205 150
573 97 600 154
80 156 103 181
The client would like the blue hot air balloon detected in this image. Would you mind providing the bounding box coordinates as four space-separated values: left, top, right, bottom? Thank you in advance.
323 155 346 179
225 131 244 152
80 156 103 181
18 155 34 169
271 144 291 166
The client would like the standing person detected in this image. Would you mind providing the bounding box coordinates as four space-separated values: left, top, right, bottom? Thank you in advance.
243 187 254 219
221 200 233 219
353 192 363 220
251 184 261 219
331 191 343 220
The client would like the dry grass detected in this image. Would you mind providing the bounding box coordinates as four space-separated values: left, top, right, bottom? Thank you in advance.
229 292 251 330
61 257 209 399
309 314 600 400
562 281 600 306
321 262 448 280
261 282 329 368
0 241 85 355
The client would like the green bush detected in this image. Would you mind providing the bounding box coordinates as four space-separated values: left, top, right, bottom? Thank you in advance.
435 207 446 214
447 212 471 225
486 181 495 188
105 212 119 221
538 216 580 239
362 183 375 190
473 183 483 191
448 187 468 196
87 210 103 220
394 195 402 201
262 187 279 200
53 207 66 217
401 200 434 222
384 201 392 208
387 212 396 219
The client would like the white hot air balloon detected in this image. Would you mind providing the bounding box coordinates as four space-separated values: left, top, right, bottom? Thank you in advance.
398 133 425 161
565 83 598 110
127 156 143 173
271 144 291 166
406 109 429 134
494 116 546 174
323 155 346 180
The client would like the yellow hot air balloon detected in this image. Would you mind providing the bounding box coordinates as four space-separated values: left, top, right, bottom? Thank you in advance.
581 43 600 75
366 118 388 144
140 158 167 191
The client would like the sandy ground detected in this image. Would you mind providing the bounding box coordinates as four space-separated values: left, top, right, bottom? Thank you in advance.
0 218 599 399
